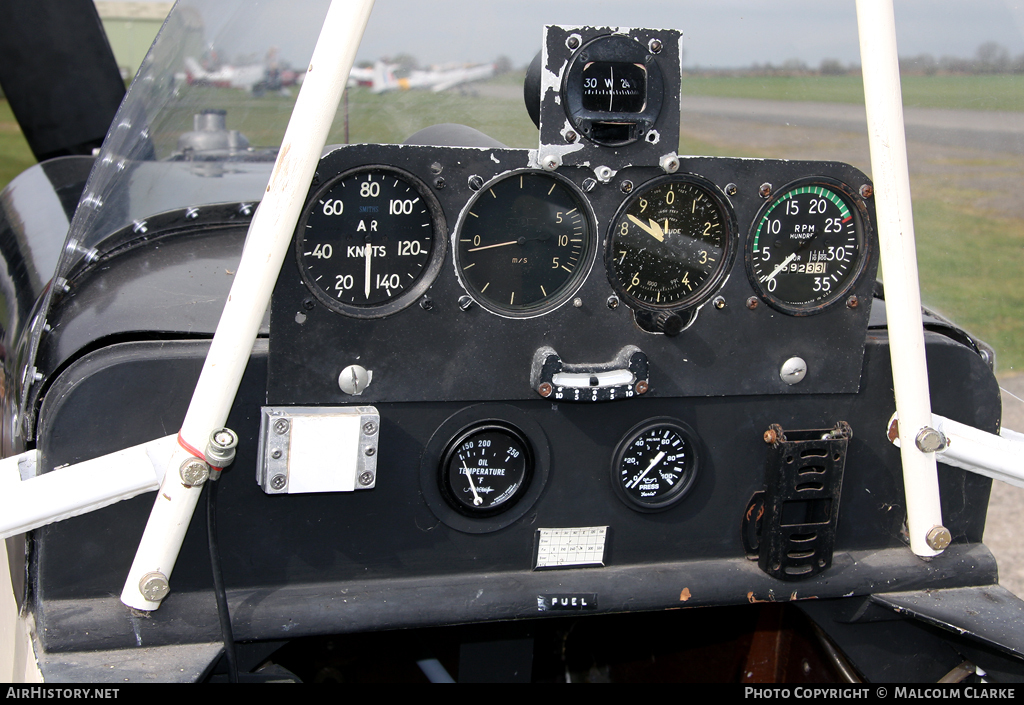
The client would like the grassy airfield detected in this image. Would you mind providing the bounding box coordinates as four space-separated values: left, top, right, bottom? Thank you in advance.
1 71 1021 371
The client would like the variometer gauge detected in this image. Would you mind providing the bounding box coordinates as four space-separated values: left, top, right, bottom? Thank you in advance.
296 165 446 318
746 178 870 315
606 175 736 331
454 171 595 318
439 422 534 517
611 418 700 512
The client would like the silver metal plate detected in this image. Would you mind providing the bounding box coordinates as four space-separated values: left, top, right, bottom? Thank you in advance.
258 406 379 494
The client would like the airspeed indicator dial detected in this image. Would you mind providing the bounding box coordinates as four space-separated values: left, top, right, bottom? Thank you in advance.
297 166 445 318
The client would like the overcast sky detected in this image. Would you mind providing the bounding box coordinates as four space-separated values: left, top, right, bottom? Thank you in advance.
352 0 1024 68
178 0 1024 70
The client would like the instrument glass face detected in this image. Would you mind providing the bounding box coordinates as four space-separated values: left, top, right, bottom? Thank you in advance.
440 424 533 516
612 420 699 511
297 166 444 317
747 179 868 314
607 176 735 310
455 172 594 317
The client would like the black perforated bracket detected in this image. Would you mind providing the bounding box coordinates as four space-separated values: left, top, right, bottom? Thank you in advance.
742 422 851 581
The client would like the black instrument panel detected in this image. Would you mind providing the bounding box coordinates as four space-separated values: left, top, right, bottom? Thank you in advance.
268 143 877 406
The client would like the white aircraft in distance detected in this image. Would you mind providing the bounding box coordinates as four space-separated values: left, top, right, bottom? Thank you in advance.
347 60 496 93
183 54 304 92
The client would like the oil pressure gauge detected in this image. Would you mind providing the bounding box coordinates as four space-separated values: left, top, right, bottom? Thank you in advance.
746 178 870 315
612 419 700 511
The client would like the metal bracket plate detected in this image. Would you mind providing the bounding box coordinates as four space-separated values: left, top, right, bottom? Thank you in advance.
258 406 379 494
743 422 851 581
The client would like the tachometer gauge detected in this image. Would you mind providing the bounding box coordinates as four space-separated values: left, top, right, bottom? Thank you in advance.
607 175 736 315
746 178 869 315
611 419 700 511
440 423 534 517
454 171 595 318
297 166 446 318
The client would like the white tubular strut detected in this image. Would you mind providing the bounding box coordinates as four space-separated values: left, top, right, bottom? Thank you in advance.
121 0 376 611
856 0 945 557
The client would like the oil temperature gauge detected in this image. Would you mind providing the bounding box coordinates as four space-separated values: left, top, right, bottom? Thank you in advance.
440 423 534 517
612 419 700 511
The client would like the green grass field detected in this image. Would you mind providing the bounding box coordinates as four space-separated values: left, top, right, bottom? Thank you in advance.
2 72 1022 371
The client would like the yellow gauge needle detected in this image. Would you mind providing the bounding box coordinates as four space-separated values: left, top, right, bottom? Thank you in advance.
627 214 665 242
468 239 518 252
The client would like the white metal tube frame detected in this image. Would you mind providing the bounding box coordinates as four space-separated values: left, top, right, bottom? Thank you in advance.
119 0 376 611
856 0 945 557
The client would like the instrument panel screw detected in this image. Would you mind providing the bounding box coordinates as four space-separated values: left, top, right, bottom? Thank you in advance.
566 34 581 50
365 447 376 456
271 474 286 491
582 178 597 192
764 428 778 444
659 154 680 174
419 296 433 311
564 130 578 143
271 449 282 460
434 176 445 189
847 295 859 309
606 295 620 310
620 180 633 194
759 182 772 199
302 298 315 311
468 175 484 191
746 296 759 310
780 357 808 385
363 421 377 435
725 183 738 197
926 525 952 551
635 380 649 395
648 38 663 54
859 184 873 199
339 365 371 395
274 418 290 434
573 297 583 308
713 296 726 310
538 382 553 398
359 471 375 486
458 295 474 311
139 572 170 602
541 154 561 171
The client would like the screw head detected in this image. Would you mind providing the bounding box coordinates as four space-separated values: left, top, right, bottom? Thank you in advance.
468 175 484 191
538 382 553 398
659 154 680 174
926 525 952 551
365 446 375 456
338 365 371 395
582 178 597 193
179 458 210 487
271 474 287 490
725 183 738 197
434 176 445 189
764 428 778 444
271 449 282 460
746 296 760 310
620 180 633 194
419 296 433 311
635 380 649 395
915 427 947 453
759 182 773 199
859 183 874 199
713 296 726 310
458 295 474 311
847 295 860 309
606 295 620 310
273 418 290 435
363 421 377 435
541 154 560 171
595 166 613 182
780 357 808 385
572 297 583 308
564 130 577 143
566 34 581 50
648 38 663 54
139 572 170 602
359 471 375 486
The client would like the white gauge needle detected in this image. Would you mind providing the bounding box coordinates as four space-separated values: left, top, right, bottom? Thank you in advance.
761 252 797 284
627 214 665 242
364 242 372 299
463 460 483 506
467 240 518 252
629 450 666 489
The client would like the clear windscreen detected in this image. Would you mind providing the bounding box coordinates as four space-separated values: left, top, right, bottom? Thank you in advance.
52 0 1023 381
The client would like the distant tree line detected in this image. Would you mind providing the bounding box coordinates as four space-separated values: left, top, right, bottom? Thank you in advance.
710 42 1024 76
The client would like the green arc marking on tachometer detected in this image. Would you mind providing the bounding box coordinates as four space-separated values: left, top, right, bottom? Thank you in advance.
752 185 851 252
